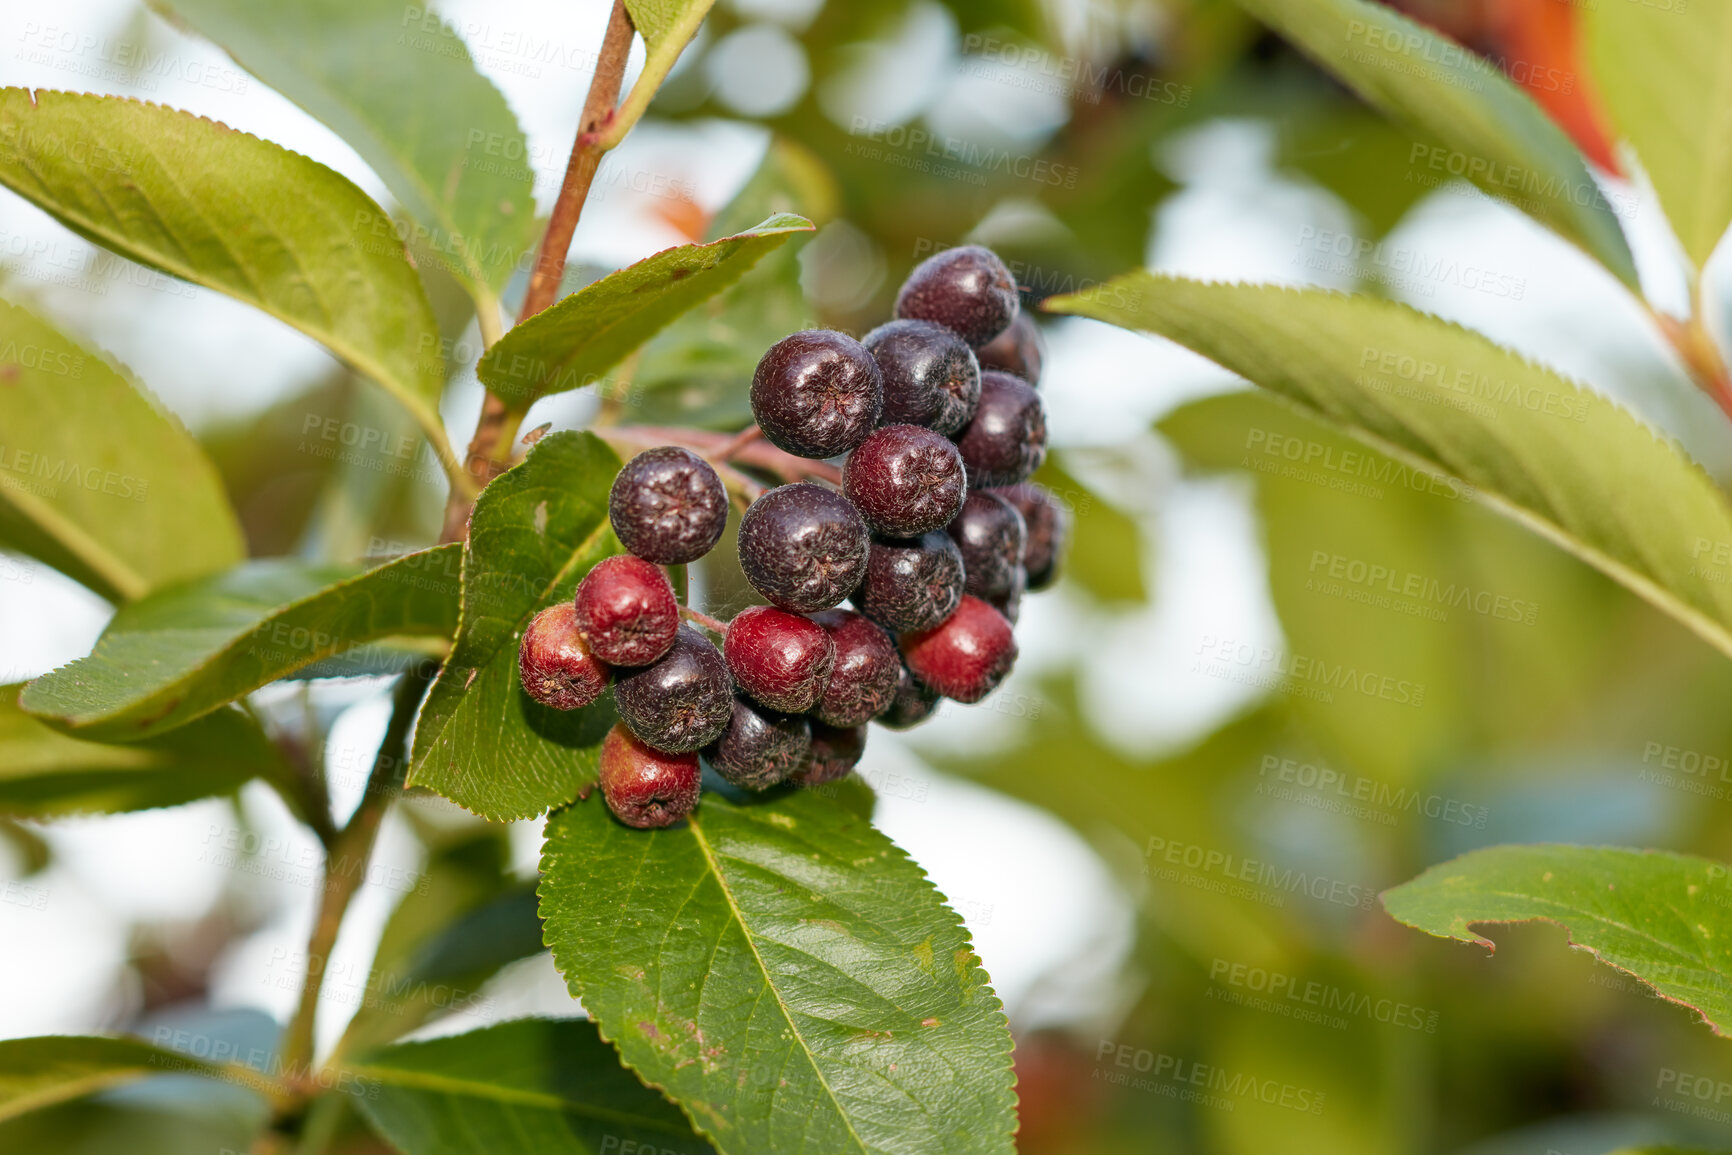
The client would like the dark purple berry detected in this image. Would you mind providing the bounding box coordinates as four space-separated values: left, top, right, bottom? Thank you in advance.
954 371 1046 488
994 482 1068 590
974 312 1044 386
518 602 610 710
946 491 1027 599
723 605 836 713
851 531 964 633
793 722 866 786
613 625 734 753
751 330 883 459
900 595 1017 703
988 565 1027 624
736 482 870 613
877 662 940 730
598 723 700 828
862 319 981 435
842 424 967 538
573 555 681 667
609 446 728 565
894 245 1018 346
704 696 811 791
809 610 900 727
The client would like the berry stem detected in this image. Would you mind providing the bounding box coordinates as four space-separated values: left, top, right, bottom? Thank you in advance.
709 423 764 464
606 424 842 487
679 605 731 635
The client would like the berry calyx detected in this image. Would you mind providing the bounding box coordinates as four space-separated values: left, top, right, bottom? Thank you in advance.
894 245 1019 346
899 594 1017 703
736 482 870 613
704 696 811 791
851 531 964 633
843 424 967 538
974 312 1045 386
723 605 836 713
945 490 1027 600
877 662 941 729
613 624 734 753
793 722 867 786
572 554 681 667
609 446 729 565
517 602 610 710
862 319 981 435
751 330 884 459
809 609 900 727
598 723 700 828
954 371 1046 488
993 482 1068 590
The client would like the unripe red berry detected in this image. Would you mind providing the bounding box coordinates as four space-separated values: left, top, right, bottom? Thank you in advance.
842 424 967 539
793 722 867 786
954 371 1046 488
723 605 836 713
894 245 1019 346
573 555 680 667
851 531 964 633
518 602 610 710
974 312 1044 386
876 662 940 730
993 482 1068 590
704 696 811 791
598 722 700 828
899 595 1017 703
613 625 734 753
751 330 883 459
946 490 1026 599
736 482 870 613
862 319 981 435
609 446 728 565
809 609 899 727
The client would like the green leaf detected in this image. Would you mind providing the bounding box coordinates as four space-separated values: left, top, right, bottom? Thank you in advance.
538 788 1018 1155
149 0 538 308
1586 2 1732 268
1231 0 1638 285
1047 275 1732 662
407 432 621 821
20 547 461 741
0 89 458 479
476 215 813 413
351 1018 714 1155
606 0 719 149
0 690 285 817
1033 454 1144 604
1383 844 1732 1036
0 299 243 601
0 1035 229 1123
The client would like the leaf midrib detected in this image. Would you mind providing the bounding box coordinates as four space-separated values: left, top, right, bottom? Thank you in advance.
343 1063 698 1134
0 475 143 601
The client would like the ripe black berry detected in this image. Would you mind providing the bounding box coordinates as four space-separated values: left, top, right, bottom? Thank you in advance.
609 446 728 565
751 330 884 459
894 245 1019 346
862 319 981 435
793 722 866 786
954 371 1046 488
598 722 700 828
704 696 811 791
876 662 940 730
843 424 967 538
945 490 1027 599
518 602 610 710
736 483 870 613
994 482 1068 590
723 605 836 713
572 555 680 667
987 565 1026 624
900 595 1017 703
613 625 734 753
851 531 964 633
974 312 1044 386
809 609 900 727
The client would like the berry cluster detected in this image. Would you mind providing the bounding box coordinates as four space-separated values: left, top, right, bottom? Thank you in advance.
517 245 1067 828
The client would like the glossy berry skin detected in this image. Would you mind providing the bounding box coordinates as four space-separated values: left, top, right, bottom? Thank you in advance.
723 605 836 713
862 319 981 436
518 602 610 710
751 330 884 459
946 490 1027 599
900 595 1017 703
954 371 1046 488
572 555 680 667
851 531 964 633
609 446 728 565
809 609 900 727
613 625 734 753
876 662 940 729
988 565 1027 625
598 723 701 828
993 482 1068 590
793 722 867 786
974 312 1044 386
895 245 1019 347
737 483 870 613
704 696 811 791
843 424 967 538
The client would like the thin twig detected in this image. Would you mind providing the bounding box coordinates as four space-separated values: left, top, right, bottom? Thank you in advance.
708 423 764 464
679 605 730 634
605 424 842 488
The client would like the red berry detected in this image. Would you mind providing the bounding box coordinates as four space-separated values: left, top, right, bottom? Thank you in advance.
517 603 610 710
736 482 870 613
704 696 811 791
723 605 836 713
946 490 1026 599
843 424 967 539
954 371 1046 488
895 245 1019 346
598 722 700 828
974 312 1044 386
573 555 680 667
851 531 964 633
613 625 734 752
809 609 900 727
876 662 940 730
900 595 1017 703
993 482 1068 590
793 722 867 786
609 446 729 565
863 319 981 435
751 330 884 459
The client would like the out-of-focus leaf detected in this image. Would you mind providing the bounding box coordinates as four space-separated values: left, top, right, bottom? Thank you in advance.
0 1035 246 1122
609 1 719 149
0 299 243 602
1033 454 1144 604
0 816 49 874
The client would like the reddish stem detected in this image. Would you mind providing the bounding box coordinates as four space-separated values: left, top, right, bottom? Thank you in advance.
680 606 730 634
